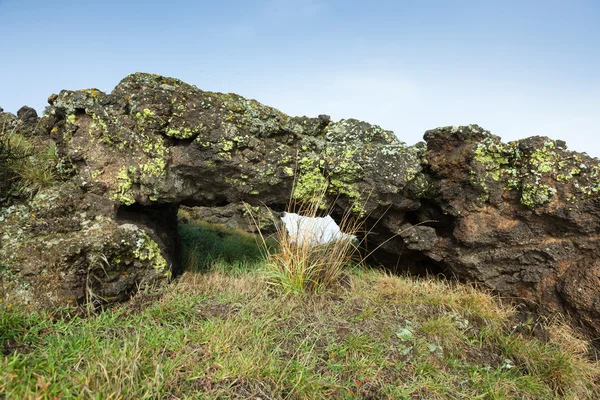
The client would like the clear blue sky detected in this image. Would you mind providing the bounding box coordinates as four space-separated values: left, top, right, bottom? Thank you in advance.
1 0 599 154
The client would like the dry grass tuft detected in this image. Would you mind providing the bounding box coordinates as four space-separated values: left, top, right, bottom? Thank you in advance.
547 317 592 357
174 270 266 299
250 183 364 294
0 126 61 200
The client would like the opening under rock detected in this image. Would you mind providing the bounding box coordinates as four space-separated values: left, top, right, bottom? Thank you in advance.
281 212 451 278
116 202 182 276
116 200 455 283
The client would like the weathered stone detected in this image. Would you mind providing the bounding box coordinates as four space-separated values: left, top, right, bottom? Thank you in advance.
179 204 282 235
1 73 425 310
17 106 38 125
2 74 600 343
419 125 600 340
0 183 172 309
0 110 17 129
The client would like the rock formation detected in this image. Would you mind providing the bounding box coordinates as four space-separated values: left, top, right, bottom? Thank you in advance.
16 106 39 125
179 204 282 235
1 73 599 341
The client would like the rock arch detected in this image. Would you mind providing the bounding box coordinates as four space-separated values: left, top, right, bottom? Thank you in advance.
2 73 600 341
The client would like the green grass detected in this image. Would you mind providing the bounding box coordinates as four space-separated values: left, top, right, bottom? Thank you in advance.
2 269 598 399
178 217 269 273
0 220 600 399
0 126 62 202
1 220 599 399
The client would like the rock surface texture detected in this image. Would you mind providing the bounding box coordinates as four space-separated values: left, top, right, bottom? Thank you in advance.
1 73 599 341
179 204 282 235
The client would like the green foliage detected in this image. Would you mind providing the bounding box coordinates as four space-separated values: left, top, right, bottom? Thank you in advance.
1 270 598 399
0 127 26 203
178 220 268 273
0 127 62 202
254 185 364 294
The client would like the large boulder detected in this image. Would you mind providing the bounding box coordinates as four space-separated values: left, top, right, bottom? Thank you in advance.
0 182 174 309
1 73 426 310
17 106 39 125
41 73 424 214
421 126 600 337
1 73 600 341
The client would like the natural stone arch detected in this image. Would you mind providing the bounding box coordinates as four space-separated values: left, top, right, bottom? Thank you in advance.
44 72 432 269
3 73 600 342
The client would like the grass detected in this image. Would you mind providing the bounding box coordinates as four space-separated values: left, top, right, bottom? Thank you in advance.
252 184 365 294
1 219 599 399
178 215 268 274
0 124 62 201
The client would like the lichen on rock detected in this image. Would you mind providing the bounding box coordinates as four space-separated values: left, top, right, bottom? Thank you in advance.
4 74 600 341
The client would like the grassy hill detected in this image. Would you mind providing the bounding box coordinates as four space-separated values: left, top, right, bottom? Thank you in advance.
1 218 599 399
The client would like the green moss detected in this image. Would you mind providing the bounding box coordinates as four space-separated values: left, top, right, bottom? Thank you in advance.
520 183 557 208
90 170 103 180
329 173 364 214
232 136 249 146
133 232 169 276
466 137 587 208
556 167 581 182
135 108 155 120
330 179 365 214
113 167 136 206
292 157 328 202
473 141 510 181
91 114 108 132
140 159 166 178
139 135 168 180
85 112 132 150
141 135 167 156
283 167 294 176
410 174 432 197
165 127 194 139
196 139 212 148
530 148 556 173
290 151 367 214
67 114 77 124
219 138 235 152
325 147 366 214
343 148 358 159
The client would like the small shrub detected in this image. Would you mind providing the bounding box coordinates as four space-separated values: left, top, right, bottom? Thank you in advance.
11 136 60 197
251 184 365 294
0 125 61 202
0 126 26 202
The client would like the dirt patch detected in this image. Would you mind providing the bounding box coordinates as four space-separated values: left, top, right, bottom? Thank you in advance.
121 291 164 315
196 302 242 319
216 377 276 399
2 338 32 356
